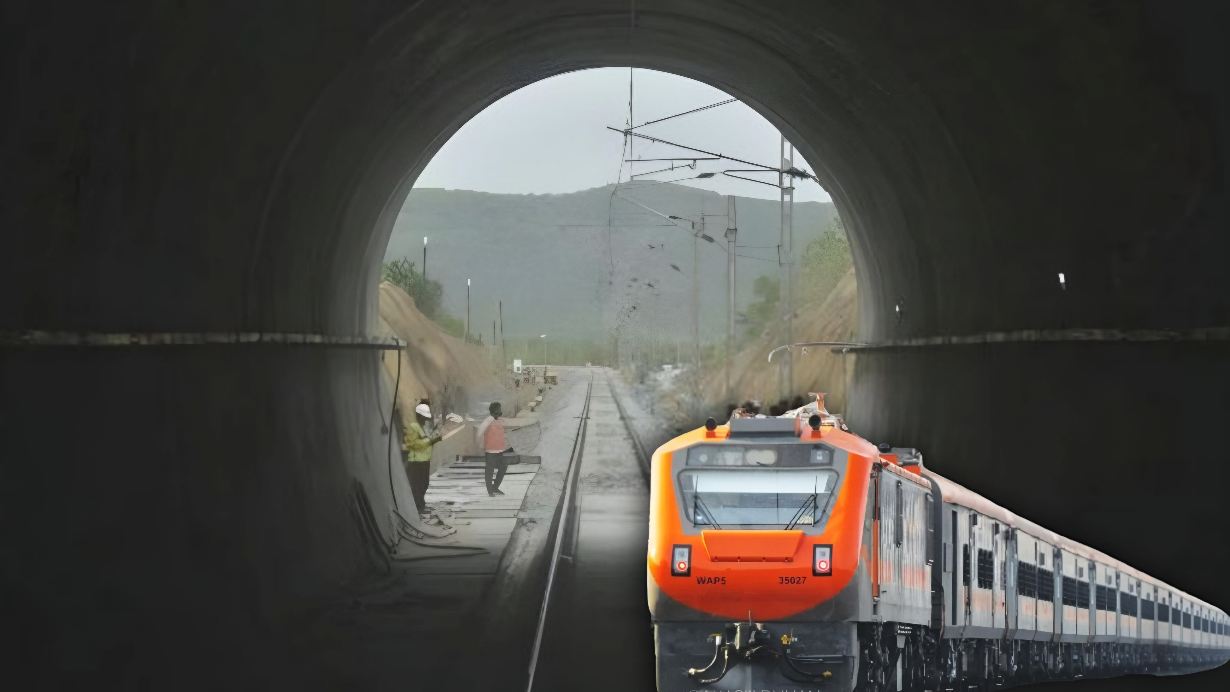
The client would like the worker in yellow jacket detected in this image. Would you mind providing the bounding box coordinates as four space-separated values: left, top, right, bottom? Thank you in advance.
403 402 443 516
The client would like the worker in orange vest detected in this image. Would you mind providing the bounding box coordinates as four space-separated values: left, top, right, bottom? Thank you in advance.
476 401 511 496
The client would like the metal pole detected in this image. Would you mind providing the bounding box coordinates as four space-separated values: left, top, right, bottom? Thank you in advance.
778 136 795 401
465 278 471 342
725 195 737 406
422 236 428 283
692 220 701 373
499 300 506 367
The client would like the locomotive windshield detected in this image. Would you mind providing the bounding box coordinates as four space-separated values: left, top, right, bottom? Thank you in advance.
678 468 839 527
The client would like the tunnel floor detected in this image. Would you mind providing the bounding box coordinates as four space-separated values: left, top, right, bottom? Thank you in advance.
278 369 657 690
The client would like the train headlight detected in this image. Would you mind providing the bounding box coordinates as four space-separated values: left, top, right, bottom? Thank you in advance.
813 544 833 576
671 544 691 576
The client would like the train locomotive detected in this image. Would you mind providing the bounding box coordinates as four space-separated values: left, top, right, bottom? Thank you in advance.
646 400 1229 691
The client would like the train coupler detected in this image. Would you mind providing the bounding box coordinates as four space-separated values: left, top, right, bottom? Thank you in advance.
685 621 850 687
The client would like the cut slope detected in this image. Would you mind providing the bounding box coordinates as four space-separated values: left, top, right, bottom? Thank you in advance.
702 268 858 413
377 281 505 422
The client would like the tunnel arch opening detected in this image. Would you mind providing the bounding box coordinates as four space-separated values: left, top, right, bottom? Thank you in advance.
378 66 853 418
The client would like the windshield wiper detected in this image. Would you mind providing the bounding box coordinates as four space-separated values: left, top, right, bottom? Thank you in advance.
693 494 723 530
785 476 837 531
784 493 817 531
806 488 838 531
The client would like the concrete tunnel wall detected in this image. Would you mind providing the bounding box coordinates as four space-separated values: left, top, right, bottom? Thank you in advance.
2 0 1228 686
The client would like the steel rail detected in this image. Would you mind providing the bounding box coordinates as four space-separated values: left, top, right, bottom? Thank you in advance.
607 374 652 482
525 373 594 692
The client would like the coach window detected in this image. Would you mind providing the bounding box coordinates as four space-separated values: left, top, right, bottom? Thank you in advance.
1062 574 1077 606
1037 565 1055 602
977 548 993 589
1017 560 1037 598
894 481 903 546
962 544 971 586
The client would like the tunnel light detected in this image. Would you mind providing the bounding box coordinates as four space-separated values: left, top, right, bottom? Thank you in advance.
1058 272 1066 290
813 544 833 576
671 544 692 576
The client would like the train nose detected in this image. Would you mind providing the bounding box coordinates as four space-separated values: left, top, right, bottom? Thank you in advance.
700 529 803 562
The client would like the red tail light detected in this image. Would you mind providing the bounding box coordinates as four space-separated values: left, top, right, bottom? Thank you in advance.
671 544 691 576
813 544 833 576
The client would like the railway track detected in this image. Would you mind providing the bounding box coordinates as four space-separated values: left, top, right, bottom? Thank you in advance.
526 369 656 692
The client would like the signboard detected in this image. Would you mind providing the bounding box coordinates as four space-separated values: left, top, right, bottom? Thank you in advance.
513 359 523 374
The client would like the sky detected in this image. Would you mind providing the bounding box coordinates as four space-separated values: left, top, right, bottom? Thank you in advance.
412 68 831 204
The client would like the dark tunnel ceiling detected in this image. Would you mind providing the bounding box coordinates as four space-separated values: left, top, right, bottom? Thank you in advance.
4 1 1226 338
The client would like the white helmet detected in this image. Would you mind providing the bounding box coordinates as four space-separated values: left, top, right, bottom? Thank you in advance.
414 403 431 418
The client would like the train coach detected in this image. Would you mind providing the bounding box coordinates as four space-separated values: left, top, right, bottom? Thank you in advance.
646 406 1229 691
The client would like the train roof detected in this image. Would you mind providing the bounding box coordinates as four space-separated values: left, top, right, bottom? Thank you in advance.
926 469 1223 614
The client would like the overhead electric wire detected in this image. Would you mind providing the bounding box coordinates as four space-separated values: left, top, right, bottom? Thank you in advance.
629 98 737 130
736 253 779 262
723 171 788 188
606 126 813 178
625 157 720 163
631 161 695 179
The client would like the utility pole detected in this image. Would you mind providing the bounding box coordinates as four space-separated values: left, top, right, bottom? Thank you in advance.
725 195 737 406
498 300 506 368
778 136 795 402
692 218 702 374
465 278 471 342
422 236 428 283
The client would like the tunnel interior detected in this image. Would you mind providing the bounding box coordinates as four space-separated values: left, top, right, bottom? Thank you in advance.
3 1 1229 688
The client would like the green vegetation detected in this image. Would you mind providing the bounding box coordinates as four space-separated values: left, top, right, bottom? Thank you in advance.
434 313 466 339
382 257 471 337
382 258 442 317
741 216 851 341
742 275 781 340
800 216 852 304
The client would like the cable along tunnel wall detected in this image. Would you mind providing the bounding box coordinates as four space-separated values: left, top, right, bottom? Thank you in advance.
1 1 1229 688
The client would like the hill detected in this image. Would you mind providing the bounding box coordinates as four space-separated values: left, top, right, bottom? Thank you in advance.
385 183 838 346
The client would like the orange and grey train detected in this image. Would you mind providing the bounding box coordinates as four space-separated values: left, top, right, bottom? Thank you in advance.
646 412 1229 691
